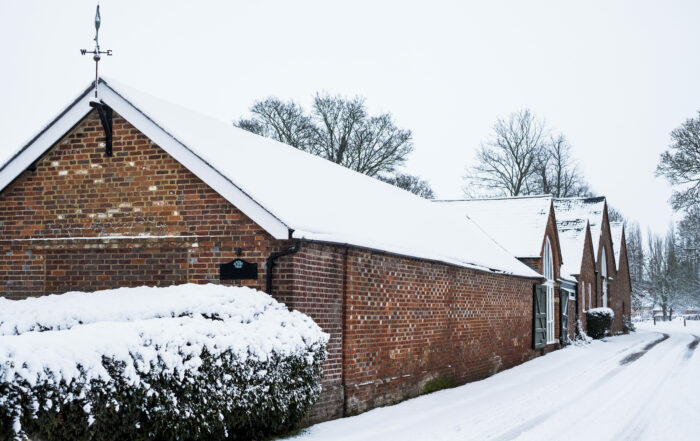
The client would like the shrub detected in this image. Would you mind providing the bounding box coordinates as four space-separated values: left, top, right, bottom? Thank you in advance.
622 314 636 333
586 307 614 339
0 284 328 441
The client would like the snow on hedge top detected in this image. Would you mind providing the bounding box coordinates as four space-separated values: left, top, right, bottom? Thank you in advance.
586 307 614 317
0 284 289 336
78 78 537 279
610 221 624 270
554 197 606 257
0 284 327 386
434 195 552 259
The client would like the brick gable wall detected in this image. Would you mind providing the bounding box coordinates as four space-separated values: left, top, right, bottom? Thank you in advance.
593 206 617 314
0 111 286 298
575 224 597 333
611 231 632 332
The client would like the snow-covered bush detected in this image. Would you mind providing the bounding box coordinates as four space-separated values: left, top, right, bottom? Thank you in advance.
622 314 636 333
0 284 328 441
585 307 614 339
573 320 592 346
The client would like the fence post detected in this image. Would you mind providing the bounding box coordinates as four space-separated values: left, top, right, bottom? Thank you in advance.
684 318 687 327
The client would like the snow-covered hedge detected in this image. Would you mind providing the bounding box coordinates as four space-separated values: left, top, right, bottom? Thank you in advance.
586 307 614 339
0 284 328 441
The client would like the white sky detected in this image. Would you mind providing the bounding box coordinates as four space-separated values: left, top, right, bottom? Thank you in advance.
1 0 699 235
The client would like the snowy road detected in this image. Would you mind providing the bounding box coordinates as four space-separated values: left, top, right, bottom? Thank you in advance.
290 321 700 441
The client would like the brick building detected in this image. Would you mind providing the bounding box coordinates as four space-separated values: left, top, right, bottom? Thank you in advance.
434 196 574 345
553 197 631 335
0 78 554 422
610 221 632 331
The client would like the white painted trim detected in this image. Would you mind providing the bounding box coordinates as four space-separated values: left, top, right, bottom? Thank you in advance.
0 92 93 193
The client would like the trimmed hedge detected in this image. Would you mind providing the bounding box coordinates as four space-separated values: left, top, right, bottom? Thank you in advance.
0 285 328 441
586 307 614 339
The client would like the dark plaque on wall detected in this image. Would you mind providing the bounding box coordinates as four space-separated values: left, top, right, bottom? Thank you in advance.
220 259 258 280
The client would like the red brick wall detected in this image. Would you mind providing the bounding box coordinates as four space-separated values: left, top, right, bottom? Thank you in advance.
0 111 290 298
283 245 540 415
611 230 632 333
576 223 597 334
596 208 616 311
272 242 345 422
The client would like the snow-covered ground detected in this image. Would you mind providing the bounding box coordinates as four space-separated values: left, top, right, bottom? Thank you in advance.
290 320 700 441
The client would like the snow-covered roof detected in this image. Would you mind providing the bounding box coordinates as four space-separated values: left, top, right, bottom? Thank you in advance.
610 222 624 270
554 197 606 256
433 195 553 259
0 78 540 279
553 215 588 282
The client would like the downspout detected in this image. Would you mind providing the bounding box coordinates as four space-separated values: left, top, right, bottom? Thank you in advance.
266 240 301 294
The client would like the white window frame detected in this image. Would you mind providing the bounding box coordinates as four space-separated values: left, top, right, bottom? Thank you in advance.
601 248 608 308
544 237 555 344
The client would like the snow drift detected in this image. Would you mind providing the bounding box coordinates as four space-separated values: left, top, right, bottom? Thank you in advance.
0 284 328 441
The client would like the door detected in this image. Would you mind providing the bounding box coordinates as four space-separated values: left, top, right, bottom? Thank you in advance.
533 284 547 349
560 288 569 345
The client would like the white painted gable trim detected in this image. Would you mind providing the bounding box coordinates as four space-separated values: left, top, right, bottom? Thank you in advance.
0 82 290 240
0 87 94 195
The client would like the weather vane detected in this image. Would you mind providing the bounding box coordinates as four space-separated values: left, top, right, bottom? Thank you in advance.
81 4 112 98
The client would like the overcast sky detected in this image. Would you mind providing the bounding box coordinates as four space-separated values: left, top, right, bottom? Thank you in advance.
1 0 699 235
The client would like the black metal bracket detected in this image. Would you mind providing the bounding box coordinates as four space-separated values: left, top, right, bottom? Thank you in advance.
89 101 113 157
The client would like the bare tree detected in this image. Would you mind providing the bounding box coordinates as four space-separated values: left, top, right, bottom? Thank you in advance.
656 111 700 211
625 221 645 285
530 134 591 197
646 226 700 317
607 206 625 223
236 93 414 178
379 173 435 199
463 109 547 197
235 98 316 151
235 93 433 197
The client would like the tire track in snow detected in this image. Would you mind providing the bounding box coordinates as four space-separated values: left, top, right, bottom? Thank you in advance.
471 336 668 441
619 333 669 365
685 335 700 361
612 333 692 441
499 331 680 441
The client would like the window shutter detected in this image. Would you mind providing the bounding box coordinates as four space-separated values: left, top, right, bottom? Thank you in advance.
533 285 547 349
560 288 569 345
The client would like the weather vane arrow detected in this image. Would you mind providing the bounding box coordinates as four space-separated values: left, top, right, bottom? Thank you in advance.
81 4 112 98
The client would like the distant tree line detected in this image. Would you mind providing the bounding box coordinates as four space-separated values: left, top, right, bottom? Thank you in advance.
649 110 700 315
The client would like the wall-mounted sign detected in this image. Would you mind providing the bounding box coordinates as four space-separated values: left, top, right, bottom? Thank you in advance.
220 258 258 280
